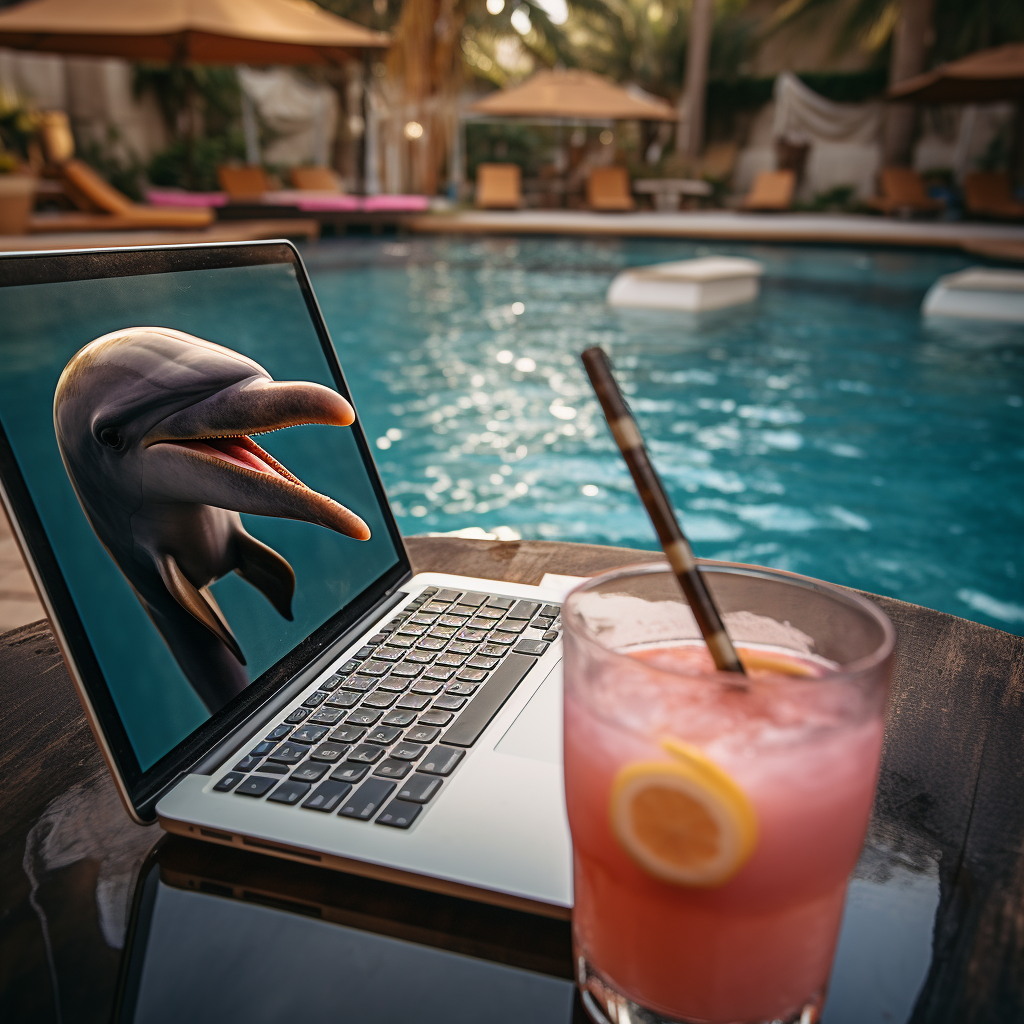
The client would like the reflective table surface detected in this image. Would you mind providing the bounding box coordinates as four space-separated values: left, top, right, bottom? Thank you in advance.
1 537 1022 1023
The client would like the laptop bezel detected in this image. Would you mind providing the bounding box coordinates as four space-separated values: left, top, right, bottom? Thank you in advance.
0 240 412 822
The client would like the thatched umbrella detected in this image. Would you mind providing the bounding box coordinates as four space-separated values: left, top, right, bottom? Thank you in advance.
0 0 389 64
888 43 1024 104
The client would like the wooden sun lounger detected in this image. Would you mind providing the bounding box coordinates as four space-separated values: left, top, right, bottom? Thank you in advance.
865 167 943 216
476 164 522 209
217 165 272 200
587 167 635 211
963 172 1024 221
30 159 214 232
290 166 342 192
740 170 796 211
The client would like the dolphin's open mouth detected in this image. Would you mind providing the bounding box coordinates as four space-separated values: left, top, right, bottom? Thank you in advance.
166 435 301 484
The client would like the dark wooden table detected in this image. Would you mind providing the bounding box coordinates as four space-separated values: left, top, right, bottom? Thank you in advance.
1 538 1021 1023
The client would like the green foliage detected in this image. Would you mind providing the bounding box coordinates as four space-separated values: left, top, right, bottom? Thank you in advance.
797 184 860 211
0 90 41 163
78 126 146 201
147 133 246 192
465 121 561 179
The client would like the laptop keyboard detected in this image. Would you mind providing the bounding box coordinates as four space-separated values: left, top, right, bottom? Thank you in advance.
212 587 561 829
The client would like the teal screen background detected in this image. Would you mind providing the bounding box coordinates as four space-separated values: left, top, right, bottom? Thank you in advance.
0 262 400 771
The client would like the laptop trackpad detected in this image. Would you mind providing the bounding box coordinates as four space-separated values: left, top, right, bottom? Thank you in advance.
493 661 563 765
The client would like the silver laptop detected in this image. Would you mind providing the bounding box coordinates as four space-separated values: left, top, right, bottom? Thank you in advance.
0 241 572 917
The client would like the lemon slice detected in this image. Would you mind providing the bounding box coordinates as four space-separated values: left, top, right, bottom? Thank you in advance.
609 739 757 887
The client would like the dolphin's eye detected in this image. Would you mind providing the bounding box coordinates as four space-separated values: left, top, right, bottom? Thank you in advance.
98 427 124 450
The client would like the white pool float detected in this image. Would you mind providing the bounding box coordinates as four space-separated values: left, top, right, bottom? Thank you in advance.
607 256 764 312
922 267 1024 322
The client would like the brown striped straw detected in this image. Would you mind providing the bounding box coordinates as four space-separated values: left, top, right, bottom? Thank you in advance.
581 346 746 676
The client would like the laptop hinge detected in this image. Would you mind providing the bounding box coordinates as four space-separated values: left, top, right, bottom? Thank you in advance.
187 587 412 778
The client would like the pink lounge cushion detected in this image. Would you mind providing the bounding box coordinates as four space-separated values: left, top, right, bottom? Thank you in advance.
362 194 429 212
146 189 228 208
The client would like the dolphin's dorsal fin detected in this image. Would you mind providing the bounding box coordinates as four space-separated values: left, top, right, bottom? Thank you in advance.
234 530 296 621
155 552 247 665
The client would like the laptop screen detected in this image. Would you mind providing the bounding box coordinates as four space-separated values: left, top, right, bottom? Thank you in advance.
0 244 407 811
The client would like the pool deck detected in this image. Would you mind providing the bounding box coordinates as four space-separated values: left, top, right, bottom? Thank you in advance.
408 209 1024 256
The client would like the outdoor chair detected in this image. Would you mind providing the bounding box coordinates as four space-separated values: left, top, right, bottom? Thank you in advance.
29 159 214 232
475 163 522 209
290 166 343 192
39 110 75 166
587 166 635 211
865 167 943 216
217 165 272 200
740 170 796 211
963 171 1024 220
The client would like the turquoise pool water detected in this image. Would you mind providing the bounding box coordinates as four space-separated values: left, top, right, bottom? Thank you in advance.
304 237 1023 634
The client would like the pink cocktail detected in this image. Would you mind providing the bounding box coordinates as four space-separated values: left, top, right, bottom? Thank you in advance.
562 562 894 1024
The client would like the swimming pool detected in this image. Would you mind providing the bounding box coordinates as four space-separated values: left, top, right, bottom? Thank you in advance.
304 236 1023 634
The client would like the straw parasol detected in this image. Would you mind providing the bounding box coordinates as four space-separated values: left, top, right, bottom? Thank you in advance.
468 69 676 122
888 43 1024 104
0 0 389 65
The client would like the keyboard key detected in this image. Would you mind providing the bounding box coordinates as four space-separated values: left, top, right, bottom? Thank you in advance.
422 602 450 614
434 589 463 603
308 707 344 725
495 618 527 633
398 774 443 803
374 758 413 780
330 762 369 783
458 592 487 607
291 724 329 744
268 780 310 805
302 780 351 812
330 724 366 743
372 646 405 661
486 596 514 610
362 690 398 709
256 763 288 774
418 745 465 776
339 778 396 820
468 617 496 631
391 661 423 677
396 623 427 636
418 710 453 726
214 772 245 792
339 659 362 674
423 666 455 682
348 743 386 764
405 725 440 744
265 724 292 741
391 742 426 761
326 691 360 709
377 675 409 693
433 695 467 711
311 742 350 762
411 679 443 695
534 616 555 631
290 762 329 783
457 628 486 642
367 725 403 745
543 631 559 642
364 661 394 677
428 626 457 639
436 653 466 667
478 644 507 659
487 631 518 646
267 742 310 765
318 675 342 692
446 681 479 697
438 615 468 627
302 690 327 708
342 676 376 693
368 633 387 645
355 646 375 659
405 649 436 663
417 637 447 651
541 604 561 618
346 708 382 726
452 604 479 617
448 641 477 655
474 606 503 620
408 614 438 626
468 655 499 670
384 635 415 649
249 740 276 757
443 653 533 747
376 799 422 829
234 755 261 772
236 775 277 797
397 693 431 711
457 668 487 682
507 600 540 621
382 709 417 726
514 639 550 657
